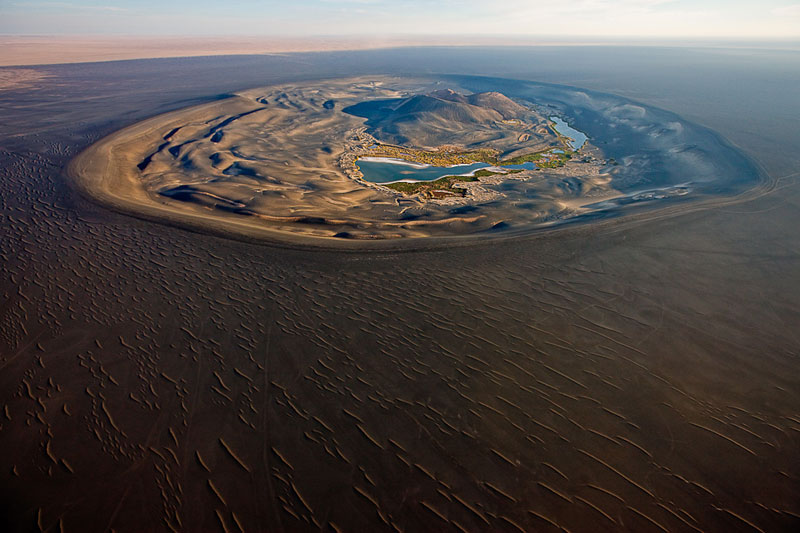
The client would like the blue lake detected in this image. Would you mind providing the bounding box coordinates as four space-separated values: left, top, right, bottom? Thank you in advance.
356 115 585 185
357 158 535 184
550 116 587 150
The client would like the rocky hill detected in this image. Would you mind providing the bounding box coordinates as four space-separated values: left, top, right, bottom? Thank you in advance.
342 89 545 150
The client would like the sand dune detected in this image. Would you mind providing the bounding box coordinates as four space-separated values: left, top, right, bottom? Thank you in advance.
69 74 757 247
0 53 796 532
68 76 618 245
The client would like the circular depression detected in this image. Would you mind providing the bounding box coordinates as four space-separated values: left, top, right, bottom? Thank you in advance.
68 75 763 249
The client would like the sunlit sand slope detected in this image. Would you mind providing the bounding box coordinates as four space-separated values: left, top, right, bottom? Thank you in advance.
68 76 625 243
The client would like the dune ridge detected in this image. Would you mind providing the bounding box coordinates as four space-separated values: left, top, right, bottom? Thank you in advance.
69 76 628 245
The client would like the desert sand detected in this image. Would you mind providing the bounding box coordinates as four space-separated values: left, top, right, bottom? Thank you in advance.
0 50 798 532
0 36 429 67
0 35 628 68
67 76 634 244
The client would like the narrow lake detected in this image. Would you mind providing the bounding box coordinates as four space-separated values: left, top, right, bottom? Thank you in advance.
356 157 535 184
550 116 587 150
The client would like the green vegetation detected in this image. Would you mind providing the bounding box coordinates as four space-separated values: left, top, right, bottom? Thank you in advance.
470 168 507 178
384 174 478 197
537 152 572 168
500 149 573 168
382 168 525 198
363 142 573 169
360 140 577 197
357 112 583 191
460 150 500 165
364 143 498 166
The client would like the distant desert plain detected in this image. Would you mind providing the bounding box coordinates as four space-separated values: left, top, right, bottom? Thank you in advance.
0 35 627 68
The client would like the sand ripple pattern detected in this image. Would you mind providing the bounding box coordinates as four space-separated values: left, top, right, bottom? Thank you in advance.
0 64 796 532
1 143 799 531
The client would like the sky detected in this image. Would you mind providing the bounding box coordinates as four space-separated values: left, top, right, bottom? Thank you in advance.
2 0 800 39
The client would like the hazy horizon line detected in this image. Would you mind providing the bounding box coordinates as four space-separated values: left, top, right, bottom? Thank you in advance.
2 34 799 68
3 33 799 43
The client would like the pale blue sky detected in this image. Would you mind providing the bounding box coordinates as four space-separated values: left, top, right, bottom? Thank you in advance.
2 1 800 38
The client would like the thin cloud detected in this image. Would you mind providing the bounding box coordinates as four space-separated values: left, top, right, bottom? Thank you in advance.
772 4 800 16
